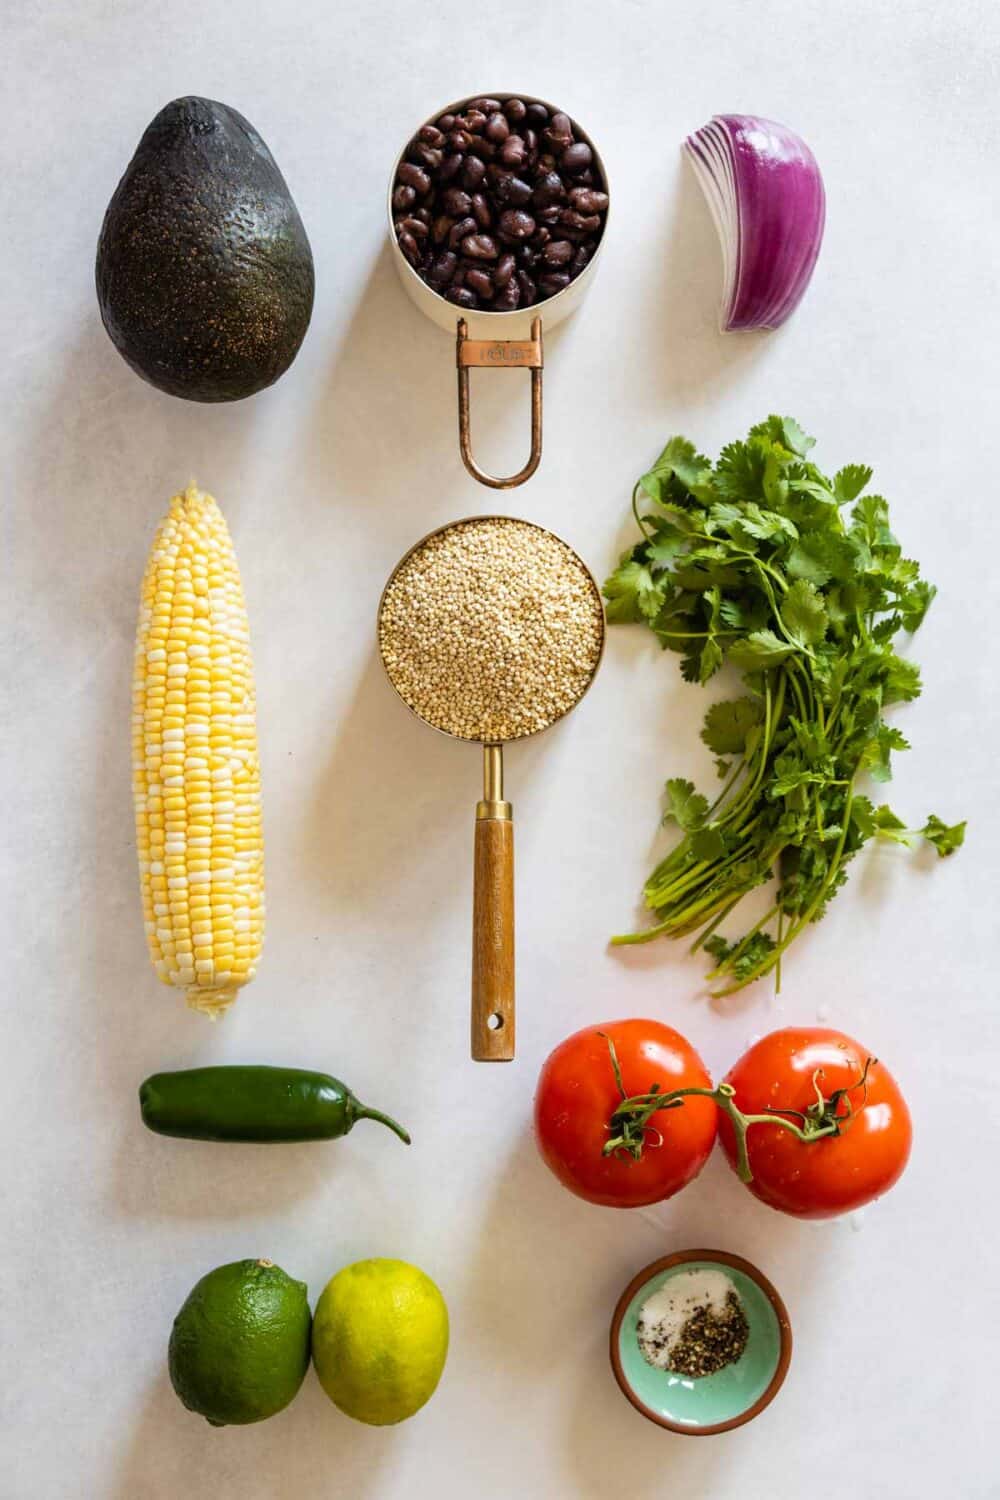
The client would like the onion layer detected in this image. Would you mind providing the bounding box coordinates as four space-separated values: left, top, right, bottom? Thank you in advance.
685 115 825 332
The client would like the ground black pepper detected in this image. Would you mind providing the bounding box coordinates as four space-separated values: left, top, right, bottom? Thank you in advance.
669 1292 748 1377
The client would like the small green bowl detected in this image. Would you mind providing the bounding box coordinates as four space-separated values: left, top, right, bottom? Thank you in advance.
610 1249 792 1435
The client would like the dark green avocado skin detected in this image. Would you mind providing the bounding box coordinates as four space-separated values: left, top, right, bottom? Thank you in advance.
96 96 315 402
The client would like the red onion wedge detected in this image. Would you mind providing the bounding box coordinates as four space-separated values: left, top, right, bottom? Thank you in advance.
685 115 825 332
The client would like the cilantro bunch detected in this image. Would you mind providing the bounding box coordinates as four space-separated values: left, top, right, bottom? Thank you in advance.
604 416 965 995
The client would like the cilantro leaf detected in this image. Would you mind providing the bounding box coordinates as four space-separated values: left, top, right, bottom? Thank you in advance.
701 697 764 755
851 494 897 550
782 580 828 647
603 558 664 623
882 654 922 704
727 630 798 670
639 437 713 505
699 636 723 683
921 815 966 856
646 527 689 570
834 464 873 503
780 417 815 456
785 532 857 587
860 724 910 783
663 779 709 832
691 826 727 862
900 579 937 632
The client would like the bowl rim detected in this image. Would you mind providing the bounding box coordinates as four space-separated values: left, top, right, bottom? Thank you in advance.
385 89 611 323
609 1248 793 1436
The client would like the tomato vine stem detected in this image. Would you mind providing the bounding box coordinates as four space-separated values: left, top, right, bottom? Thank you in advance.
599 1035 873 1183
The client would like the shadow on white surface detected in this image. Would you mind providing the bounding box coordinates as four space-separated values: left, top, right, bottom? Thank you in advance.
300 237 577 517
110 1367 392 1500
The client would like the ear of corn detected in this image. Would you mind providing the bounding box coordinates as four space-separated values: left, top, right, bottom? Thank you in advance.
132 485 264 1017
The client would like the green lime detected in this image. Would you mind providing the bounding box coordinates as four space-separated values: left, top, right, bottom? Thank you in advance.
168 1258 311 1426
311 1258 449 1426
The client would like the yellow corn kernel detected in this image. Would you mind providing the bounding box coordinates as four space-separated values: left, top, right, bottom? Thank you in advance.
132 486 264 1017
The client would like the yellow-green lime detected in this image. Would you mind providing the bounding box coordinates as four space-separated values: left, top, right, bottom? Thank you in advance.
311 1258 449 1426
168 1258 311 1426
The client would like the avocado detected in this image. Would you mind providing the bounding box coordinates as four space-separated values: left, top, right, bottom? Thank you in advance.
96 97 314 402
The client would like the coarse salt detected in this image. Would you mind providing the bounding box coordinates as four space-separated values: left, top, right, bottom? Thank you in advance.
637 1268 738 1370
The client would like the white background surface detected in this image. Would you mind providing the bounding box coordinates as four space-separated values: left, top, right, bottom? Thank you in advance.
4 2 999 1496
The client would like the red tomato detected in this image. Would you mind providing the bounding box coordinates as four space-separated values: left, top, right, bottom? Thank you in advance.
533 1020 718 1208
718 1028 912 1219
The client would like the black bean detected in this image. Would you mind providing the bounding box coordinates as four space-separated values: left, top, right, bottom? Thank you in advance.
439 152 464 182
413 143 443 170
569 187 609 214
461 155 487 189
414 206 431 223
494 276 521 309
467 136 496 162
500 135 528 168
560 209 601 234
539 271 571 298
523 128 539 160
448 215 478 249
485 112 510 144
541 237 573 266
427 250 458 288
461 233 498 260
542 238 573 266
498 208 535 240
463 109 487 135
419 123 445 147
517 243 539 268
437 113 456 132
525 102 549 127
471 192 491 228
433 214 454 243
494 252 516 288
445 285 478 308
504 98 527 123
537 204 563 226
545 113 573 149
398 230 420 266
561 141 592 175
570 244 592 276
465 267 494 298
532 171 564 208
532 227 551 249
574 168 595 186
495 174 533 207
469 97 501 114
397 161 431 195
516 269 537 304
392 184 416 212
400 216 429 240
447 129 471 152
442 187 472 217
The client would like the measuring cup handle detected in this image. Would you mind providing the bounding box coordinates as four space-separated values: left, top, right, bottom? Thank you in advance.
471 805 514 1061
456 317 543 490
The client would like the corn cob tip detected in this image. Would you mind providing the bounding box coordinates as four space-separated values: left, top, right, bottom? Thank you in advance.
186 985 240 1020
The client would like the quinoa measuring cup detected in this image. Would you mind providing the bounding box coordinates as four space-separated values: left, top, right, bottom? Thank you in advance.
387 93 610 489
377 516 605 1061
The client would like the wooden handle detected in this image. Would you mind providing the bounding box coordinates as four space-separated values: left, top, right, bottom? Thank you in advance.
471 815 514 1061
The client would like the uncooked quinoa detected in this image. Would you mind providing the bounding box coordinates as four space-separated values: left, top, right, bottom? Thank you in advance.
378 518 604 742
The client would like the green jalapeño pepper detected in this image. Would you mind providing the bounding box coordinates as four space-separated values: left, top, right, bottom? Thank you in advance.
139 1066 410 1145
